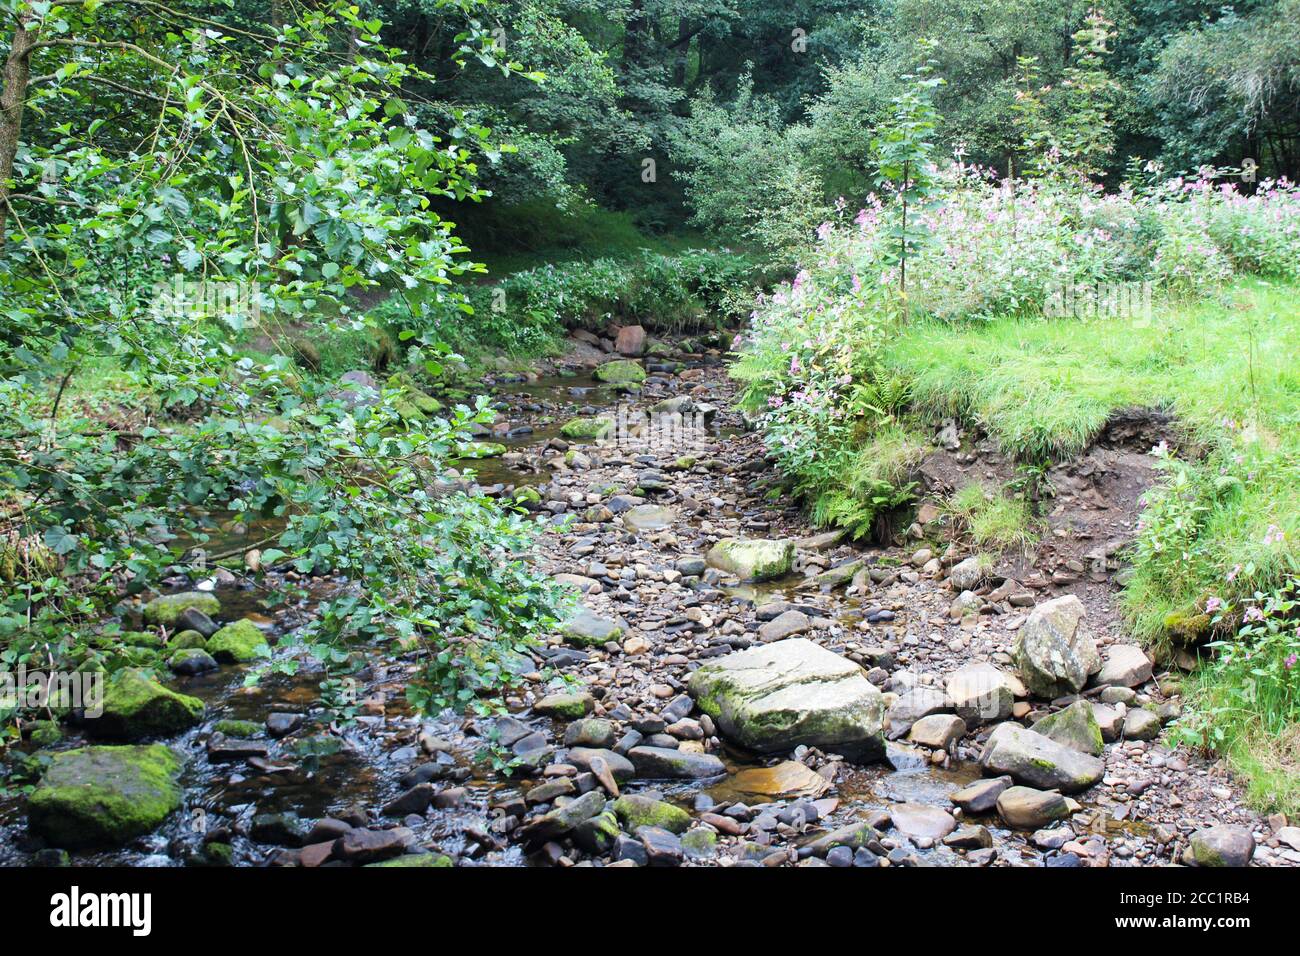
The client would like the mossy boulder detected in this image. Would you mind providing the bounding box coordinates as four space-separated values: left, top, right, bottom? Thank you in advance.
121 630 165 649
27 744 183 848
688 638 885 759
365 853 453 868
388 372 443 420
1031 699 1104 756
560 417 614 441
534 692 593 719
88 669 205 739
169 629 208 651
143 591 220 627
573 811 621 854
978 722 1103 793
705 538 795 583
612 794 690 834
206 619 270 663
594 359 646 384
212 719 261 738
1013 594 1099 698
1164 610 1213 646
560 607 624 647
26 720 62 746
168 648 218 676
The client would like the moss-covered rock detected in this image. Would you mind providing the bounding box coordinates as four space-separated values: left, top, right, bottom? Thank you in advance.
560 607 624 647
168 648 218 676
705 538 795 582
26 720 62 746
572 810 621 854
681 827 718 859
594 359 646 384
560 417 614 441
169 630 208 650
1031 700 1104 756
388 372 443 420
142 591 220 627
365 853 453 868
206 619 270 663
612 794 690 834
27 744 183 848
212 719 261 738
88 669 205 739
687 638 886 759
1164 610 1213 646
534 691 593 719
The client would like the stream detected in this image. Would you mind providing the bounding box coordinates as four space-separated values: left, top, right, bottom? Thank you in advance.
0 335 1276 869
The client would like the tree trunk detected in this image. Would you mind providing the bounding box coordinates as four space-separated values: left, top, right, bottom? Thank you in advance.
0 12 38 251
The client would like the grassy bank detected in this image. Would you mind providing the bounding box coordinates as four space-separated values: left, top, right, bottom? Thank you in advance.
888 278 1300 809
732 171 1300 810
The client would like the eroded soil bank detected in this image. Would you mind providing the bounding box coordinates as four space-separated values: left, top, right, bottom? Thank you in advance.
3 331 1295 869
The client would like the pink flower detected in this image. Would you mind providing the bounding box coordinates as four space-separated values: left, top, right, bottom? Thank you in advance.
1287 654 1297 670
1244 606 1265 623
1204 596 1223 614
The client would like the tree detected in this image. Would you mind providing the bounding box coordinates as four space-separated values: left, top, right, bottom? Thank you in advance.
872 58 943 313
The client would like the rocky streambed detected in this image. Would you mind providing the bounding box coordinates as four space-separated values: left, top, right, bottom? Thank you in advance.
3 328 1297 869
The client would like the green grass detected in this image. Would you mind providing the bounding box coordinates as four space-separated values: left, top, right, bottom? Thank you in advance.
880 276 1300 810
947 481 1041 552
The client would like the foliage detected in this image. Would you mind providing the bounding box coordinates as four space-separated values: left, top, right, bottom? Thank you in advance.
0 1 564 727
871 58 944 309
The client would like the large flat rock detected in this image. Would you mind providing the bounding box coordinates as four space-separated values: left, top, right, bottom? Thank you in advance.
979 722 1104 794
688 638 885 759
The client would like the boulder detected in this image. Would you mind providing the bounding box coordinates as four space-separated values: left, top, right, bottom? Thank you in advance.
168 648 218 676
206 619 270 663
705 538 795 583
757 609 810 642
627 746 725 779
886 686 950 738
560 417 614 441
1094 644 1153 688
87 669 204 739
945 662 1019 725
1123 707 1162 741
688 639 885 759
614 325 647 356
27 745 183 847
560 608 624 647
996 786 1070 829
949 556 989 591
143 591 220 627
521 789 606 843
612 794 690 834
594 359 646 384
535 692 593 719
950 776 1012 814
1031 700 1104 756
979 722 1104 793
1189 825 1255 867
1013 595 1100 698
